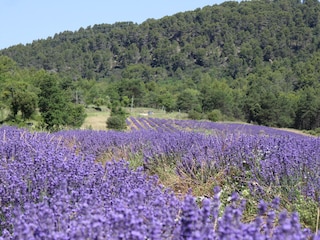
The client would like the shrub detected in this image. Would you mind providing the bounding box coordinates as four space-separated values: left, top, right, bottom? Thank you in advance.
107 115 127 130
188 110 203 120
207 109 223 122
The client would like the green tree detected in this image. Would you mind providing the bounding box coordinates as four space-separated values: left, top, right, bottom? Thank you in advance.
17 91 38 120
38 73 86 131
243 72 297 128
0 56 17 81
244 76 283 126
176 88 201 112
295 87 320 130
38 74 67 130
106 106 128 130
207 109 223 122
276 93 297 128
201 80 234 117
118 79 146 107
63 103 86 128
158 91 176 112
2 82 38 120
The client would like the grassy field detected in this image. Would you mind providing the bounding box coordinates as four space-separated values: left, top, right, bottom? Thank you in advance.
81 106 110 130
124 107 188 119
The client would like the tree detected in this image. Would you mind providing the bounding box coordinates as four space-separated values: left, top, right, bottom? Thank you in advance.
38 75 66 130
158 91 176 112
244 76 282 126
63 103 86 128
275 93 297 128
3 0 320 132
0 56 17 82
176 88 201 112
106 106 128 130
2 82 38 120
243 73 297 128
207 109 223 122
118 79 146 107
38 73 86 131
17 91 38 120
201 80 234 117
295 87 320 130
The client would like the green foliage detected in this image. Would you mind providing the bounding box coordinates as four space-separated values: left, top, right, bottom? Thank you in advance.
38 74 67 130
303 127 320 136
17 91 38 120
176 88 201 112
188 110 203 120
201 80 233 116
118 79 146 107
110 106 128 118
292 195 318 231
92 97 107 107
1 81 38 120
158 92 176 112
207 109 223 122
63 104 87 128
295 87 320 130
106 106 128 130
0 56 17 81
5 0 320 80
84 81 111 106
106 115 127 130
38 73 86 131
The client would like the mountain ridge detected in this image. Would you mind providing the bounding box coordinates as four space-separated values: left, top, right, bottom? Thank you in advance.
2 0 319 80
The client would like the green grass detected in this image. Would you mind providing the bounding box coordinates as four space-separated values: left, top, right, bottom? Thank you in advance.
81 106 111 130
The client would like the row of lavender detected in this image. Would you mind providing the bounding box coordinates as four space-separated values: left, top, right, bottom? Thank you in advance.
62 126 320 200
127 117 315 195
129 116 303 137
58 122 320 232
0 125 319 239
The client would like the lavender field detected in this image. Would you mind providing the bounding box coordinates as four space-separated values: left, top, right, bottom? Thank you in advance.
1 118 320 239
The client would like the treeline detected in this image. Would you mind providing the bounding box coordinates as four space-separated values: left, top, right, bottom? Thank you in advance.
1 0 320 130
0 56 86 131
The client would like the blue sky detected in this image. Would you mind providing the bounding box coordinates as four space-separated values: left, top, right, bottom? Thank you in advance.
0 0 226 50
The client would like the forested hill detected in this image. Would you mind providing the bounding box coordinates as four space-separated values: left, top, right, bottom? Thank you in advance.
2 0 320 79
1 0 320 131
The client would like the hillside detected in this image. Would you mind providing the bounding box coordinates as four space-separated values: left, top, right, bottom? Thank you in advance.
1 0 320 79
1 0 320 130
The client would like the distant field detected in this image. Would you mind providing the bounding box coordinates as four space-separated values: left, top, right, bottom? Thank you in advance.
82 106 311 137
124 107 188 119
81 106 110 130
82 106 188 130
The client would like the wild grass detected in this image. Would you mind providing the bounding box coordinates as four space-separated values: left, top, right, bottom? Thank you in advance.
82 106 110 130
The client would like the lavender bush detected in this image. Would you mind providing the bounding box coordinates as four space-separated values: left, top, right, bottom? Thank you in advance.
0 123 319 239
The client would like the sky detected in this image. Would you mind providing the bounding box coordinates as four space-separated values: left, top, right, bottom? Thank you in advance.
0 0 226 50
